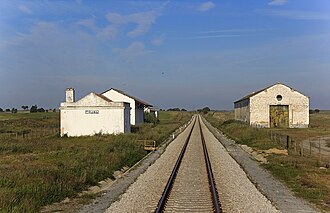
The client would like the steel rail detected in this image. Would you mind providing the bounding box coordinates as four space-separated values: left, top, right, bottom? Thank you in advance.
198 116 222 213
154 116 196 213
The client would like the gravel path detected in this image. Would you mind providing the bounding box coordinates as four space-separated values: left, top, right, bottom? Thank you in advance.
301 136 330 157
202 116 320 213
105 116 197 212
81 115 320 213
106 115 281 212
164 120 213 212
200 117 279 212
79 118 194 213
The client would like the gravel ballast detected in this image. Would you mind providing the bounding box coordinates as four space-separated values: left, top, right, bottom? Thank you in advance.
80 115 320 213
200 118 279 212
202 117 320 213
106 115 279 212
104 117 197 212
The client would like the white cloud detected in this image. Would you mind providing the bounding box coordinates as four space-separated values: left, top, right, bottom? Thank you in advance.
77 19 97 30
268 0 287 5
106 11 158 37
151 35 165 46
127 11 157 37
77 18 117 40
106 13 127 25
18 5 32 14
1 21 105 77
256 9 330 20
198 1 215 12
113 42 152 61
97 26 117 40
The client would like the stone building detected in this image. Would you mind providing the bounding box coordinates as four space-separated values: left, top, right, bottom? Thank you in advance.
234 83 309 128
60 88 131 137
102 88 152 125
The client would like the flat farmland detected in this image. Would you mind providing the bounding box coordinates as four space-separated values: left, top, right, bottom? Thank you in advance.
0 111 192 212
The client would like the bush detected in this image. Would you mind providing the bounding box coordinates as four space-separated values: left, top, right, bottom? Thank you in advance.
167 108 181 111
144 112 159 125
37 108 45 113
197 107 210 114
30 105 38 113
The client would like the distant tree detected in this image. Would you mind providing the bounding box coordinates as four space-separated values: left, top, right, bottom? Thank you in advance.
167 108 181 111
0 108 3 112
201 107 210 114
11 108 17 113
181 109 187 111
53 108 56 112
5 109 10 112
30 105 38 113
315 109 320 113
21 105 29 110
37 108 45 112
46 110 49 113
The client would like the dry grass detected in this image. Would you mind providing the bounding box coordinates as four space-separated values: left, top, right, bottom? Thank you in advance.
0 111 192 212
205 110 330 212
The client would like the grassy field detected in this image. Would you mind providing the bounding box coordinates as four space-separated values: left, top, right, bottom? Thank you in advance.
0 111 192 212
205 111 330 211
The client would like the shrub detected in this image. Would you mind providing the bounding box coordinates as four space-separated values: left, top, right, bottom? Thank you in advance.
144 112 159 125
30 105 38 113
37 108 45 113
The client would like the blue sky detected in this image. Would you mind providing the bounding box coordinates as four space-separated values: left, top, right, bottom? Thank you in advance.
0 0 329 110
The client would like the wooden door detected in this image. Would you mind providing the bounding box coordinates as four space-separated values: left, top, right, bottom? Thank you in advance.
270 105 289 128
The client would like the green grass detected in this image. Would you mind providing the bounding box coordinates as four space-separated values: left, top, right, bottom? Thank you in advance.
0 112 58 121
205 111 330 212
0 112 59 134
0 111 192 212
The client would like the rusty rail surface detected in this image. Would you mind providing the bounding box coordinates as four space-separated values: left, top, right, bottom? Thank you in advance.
154 115 221 213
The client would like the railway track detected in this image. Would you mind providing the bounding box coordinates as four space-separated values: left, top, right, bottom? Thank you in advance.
155 115 221 213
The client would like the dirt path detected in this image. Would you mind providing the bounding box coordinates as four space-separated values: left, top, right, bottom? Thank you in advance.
301 136 330 158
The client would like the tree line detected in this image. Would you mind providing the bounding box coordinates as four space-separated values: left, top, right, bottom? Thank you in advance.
0 105 57 113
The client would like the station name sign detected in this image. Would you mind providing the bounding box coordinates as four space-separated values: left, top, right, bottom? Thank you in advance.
85 110 99 114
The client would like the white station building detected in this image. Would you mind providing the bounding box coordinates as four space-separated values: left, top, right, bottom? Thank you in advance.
101 88 152 125
60 88 131 137
234 83 309 128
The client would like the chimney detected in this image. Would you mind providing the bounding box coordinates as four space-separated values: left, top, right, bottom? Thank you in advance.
66 88 75 103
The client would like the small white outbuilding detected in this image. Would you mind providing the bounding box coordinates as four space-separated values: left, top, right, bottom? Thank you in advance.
60 88 130 137
101 88 152 125
234 83 309 128
144 106 159 118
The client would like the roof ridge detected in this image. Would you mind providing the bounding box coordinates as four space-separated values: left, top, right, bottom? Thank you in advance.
94 93 113 103
102 88 152 106
234 82 308 103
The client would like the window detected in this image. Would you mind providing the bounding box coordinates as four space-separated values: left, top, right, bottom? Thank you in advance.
276 95 282 101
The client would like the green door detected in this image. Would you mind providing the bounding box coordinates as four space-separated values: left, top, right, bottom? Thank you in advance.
270 105 289 128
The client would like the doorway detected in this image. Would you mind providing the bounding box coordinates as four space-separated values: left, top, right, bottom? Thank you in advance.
269 105 289 128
